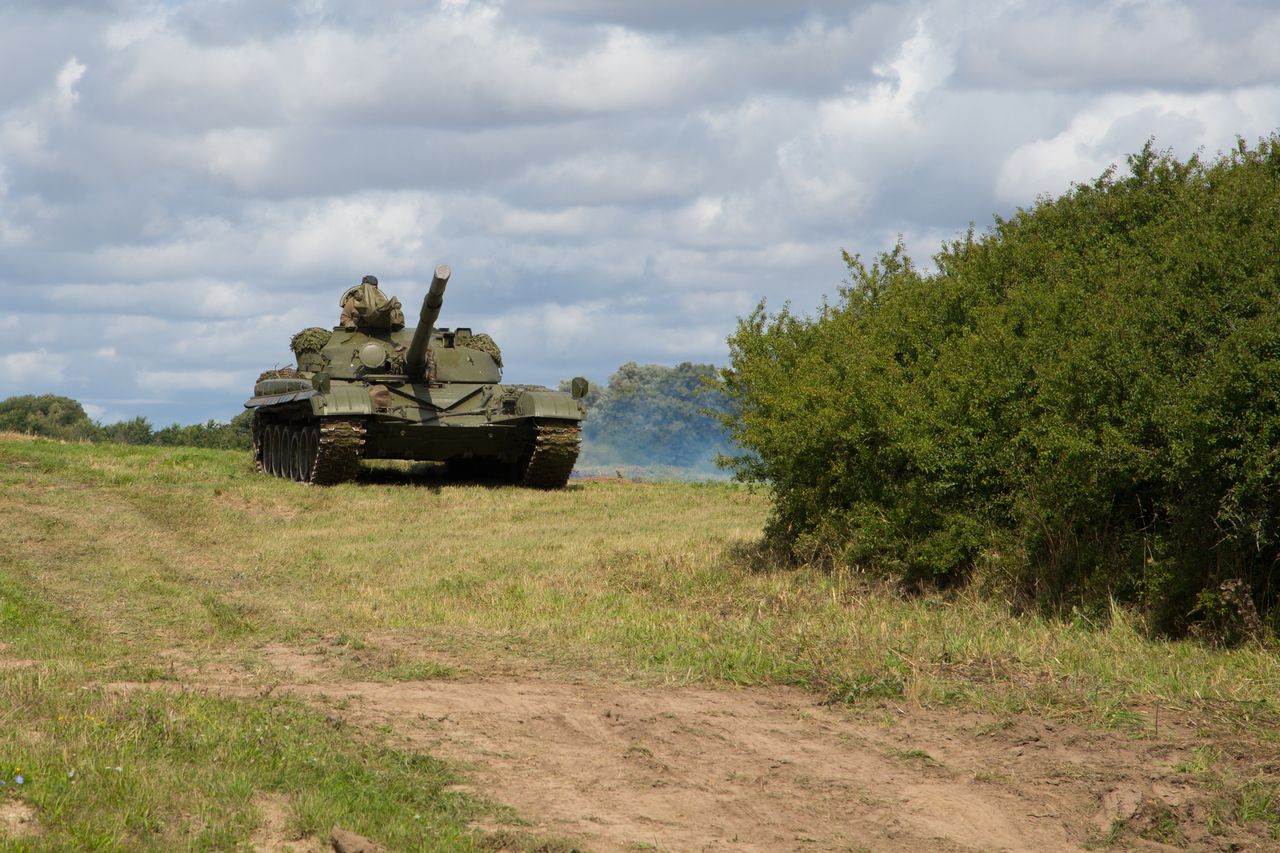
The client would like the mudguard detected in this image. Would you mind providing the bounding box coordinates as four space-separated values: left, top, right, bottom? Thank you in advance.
515 389 584 420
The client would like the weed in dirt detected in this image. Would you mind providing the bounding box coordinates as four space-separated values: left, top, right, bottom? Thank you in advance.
1237 778 1280 827
891 748 942 768
1174 746 1220 776
1135 799 1188 846
329 645 456 682
968 718 1014 737
358 658 455 682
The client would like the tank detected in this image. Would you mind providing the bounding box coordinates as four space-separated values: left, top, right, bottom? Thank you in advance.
245 264 587 488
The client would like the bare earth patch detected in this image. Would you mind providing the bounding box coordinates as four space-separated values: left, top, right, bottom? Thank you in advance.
248 791 324 853
0 642 37 671
310 681 1191 852
0 799 39 840
116 647 1243 853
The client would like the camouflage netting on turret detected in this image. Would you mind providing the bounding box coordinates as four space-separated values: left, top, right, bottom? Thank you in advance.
290 327 331 357
468 333 501 366
257 367 305 383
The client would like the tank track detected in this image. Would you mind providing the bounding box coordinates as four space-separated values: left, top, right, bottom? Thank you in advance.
519 420 582 489
252 413 365 485
310 419 366 485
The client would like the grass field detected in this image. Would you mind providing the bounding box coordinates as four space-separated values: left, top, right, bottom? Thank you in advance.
3 435 1280 849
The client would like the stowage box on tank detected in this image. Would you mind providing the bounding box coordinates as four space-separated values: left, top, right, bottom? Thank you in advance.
245 264 587 488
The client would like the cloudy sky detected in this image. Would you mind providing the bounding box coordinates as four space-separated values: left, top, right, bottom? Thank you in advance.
1 0 1277 425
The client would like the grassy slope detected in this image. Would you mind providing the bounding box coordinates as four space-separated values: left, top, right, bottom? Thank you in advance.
3 436 1280 847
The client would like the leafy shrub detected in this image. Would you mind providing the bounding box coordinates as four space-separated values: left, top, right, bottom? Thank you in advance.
721 138 1280 634
152 411 254 450
0 394 97 440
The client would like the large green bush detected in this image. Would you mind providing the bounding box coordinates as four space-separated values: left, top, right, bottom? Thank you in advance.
721 139 1280 633
0 394 98 440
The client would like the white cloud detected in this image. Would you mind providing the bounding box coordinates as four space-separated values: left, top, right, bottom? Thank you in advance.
54 57 86 114
0 0 1276 424
996 87 1280 203
0 349 68 385
201 127 280 191
959 0 1280 89
0 56 87 173
136 369 246 393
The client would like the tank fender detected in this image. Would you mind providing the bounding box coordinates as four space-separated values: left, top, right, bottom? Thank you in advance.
311 383 375 416
514 389 583 420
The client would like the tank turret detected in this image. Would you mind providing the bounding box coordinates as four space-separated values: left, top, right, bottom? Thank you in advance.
406 264 450 380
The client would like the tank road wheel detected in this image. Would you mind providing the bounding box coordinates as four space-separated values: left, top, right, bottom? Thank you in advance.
263 425 274 477
281 428 293 480
283 426 297 480
295 428 311 482
265 425 277 477
259 422 272 473
280 426 293 479
301 426 320 483
273 425 286 479
287 429 303 481
271 425 287 478
252 413 267 473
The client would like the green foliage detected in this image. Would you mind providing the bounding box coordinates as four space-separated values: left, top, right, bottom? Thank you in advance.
0 394 97 440
722 137 1280 633
458 331 503 367
97 415 156 445
153 411 254 450
570 362 732 469
0 394 253 450
289 326 331 356
2 675 482 850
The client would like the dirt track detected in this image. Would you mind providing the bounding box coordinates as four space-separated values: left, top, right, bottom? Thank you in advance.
118 643 1228 853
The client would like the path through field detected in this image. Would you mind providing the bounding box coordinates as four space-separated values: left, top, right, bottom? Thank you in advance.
9 439 1255 851
141 644 1203 853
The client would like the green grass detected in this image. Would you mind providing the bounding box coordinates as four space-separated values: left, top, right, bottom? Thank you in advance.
4 435 1280 846
6 435 1280 714
0 671 480 851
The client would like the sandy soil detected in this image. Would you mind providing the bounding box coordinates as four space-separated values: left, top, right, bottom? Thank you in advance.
0 799 39 840
109 643 1250 853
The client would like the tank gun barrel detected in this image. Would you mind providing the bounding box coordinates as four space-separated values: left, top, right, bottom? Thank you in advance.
406 264 450 379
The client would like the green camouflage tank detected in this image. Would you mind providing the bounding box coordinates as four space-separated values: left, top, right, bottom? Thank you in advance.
245 265 587 488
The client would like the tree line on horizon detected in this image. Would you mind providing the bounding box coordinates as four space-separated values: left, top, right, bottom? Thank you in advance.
0 361 732 468
0 393 256 449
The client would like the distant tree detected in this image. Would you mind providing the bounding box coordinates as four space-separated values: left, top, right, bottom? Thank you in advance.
154 410 253 450
0 394 97 440
97 416 154 445
573 362 732 469
0 393 253 450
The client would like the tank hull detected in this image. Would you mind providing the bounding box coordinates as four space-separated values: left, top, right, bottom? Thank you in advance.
248 380 583 488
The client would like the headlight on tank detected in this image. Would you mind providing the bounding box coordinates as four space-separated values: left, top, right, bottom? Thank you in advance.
358 343 387 369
